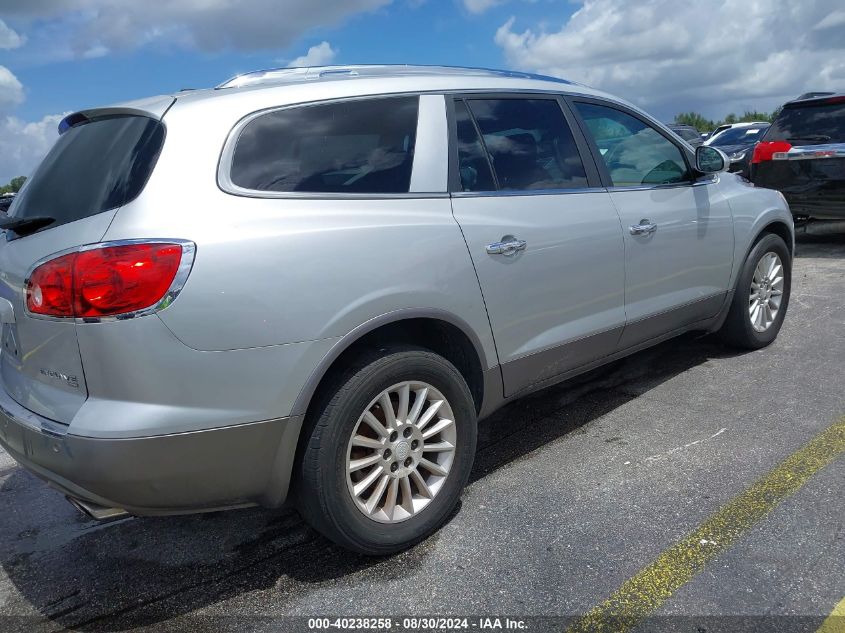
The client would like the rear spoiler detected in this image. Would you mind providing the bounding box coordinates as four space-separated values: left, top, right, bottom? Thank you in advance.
58 95 176 135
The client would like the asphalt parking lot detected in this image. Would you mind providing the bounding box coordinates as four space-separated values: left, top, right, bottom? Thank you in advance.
1 227 843 633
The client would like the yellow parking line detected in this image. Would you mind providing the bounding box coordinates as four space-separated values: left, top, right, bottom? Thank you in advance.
817 596 845 633
566 416 845 633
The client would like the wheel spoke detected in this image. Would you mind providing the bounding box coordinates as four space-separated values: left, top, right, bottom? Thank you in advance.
419 457 448 477
410 469 433 499
422 440 455 453
362 411 389 438
349 453 382 473
422 418 454 440
416 399 444 431
352 435 384 450
383 478 399 520
400 476 414 514
766 254 777 277
353 465 385 497
379 392 397 430
397 383 410 423
365 474 390 514
407 387 429 426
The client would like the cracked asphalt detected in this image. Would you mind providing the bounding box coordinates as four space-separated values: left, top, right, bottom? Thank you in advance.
1 226 843 632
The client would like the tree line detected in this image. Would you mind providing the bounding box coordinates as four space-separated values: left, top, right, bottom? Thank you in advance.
0 176 26 195
673 109 781 133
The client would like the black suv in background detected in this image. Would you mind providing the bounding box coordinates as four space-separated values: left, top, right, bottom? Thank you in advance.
751 93 845 220
668 124 703 147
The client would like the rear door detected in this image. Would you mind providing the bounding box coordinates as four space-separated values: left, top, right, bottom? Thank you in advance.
751 97 845 219
570 99 734 349
0 113 166 424
449 95 626 396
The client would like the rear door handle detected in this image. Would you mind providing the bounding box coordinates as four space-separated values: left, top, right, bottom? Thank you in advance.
629 219 658 235
486 237 527 256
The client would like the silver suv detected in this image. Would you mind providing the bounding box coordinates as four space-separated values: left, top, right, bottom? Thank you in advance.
0 66 793 554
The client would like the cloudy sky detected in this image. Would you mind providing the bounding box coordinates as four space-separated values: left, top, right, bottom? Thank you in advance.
0 0 843 183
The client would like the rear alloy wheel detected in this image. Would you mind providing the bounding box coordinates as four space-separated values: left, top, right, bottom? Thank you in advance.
719 233 791 349
297 347 476 555
346 381 457 523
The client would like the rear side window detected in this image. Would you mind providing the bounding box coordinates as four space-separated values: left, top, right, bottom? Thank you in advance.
454 100 496 192
9 116 164 230
574 102 690 187
230 97 419 194
765 101 845 143
464 98 588 191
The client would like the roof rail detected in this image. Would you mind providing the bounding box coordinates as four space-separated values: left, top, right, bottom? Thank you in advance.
216 64 575 90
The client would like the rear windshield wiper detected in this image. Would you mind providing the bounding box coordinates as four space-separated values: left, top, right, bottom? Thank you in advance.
786 135 831 142
0 215 55 237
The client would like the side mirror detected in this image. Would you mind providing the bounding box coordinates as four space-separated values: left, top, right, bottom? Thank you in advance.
695 145 729 174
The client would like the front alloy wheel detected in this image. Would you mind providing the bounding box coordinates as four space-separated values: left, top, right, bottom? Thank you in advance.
749 252 785 332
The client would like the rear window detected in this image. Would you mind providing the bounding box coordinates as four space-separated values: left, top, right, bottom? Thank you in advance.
708 125 768 146
8 116 164 230
766 101 845 143
230 97 419 194
671 127 699 142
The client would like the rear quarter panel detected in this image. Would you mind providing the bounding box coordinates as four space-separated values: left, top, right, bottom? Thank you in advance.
101 95 497 363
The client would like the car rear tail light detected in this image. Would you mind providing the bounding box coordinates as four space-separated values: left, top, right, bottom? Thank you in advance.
751 141 792 164
26 241 195 319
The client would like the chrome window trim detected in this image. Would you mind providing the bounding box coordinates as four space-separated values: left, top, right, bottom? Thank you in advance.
23 239 196 324
217 88 609 200
218 93 444 199
607 175 720 193
451 186 607 198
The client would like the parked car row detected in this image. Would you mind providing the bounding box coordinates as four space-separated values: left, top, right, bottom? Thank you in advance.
750 93 845 221
668 93 844 220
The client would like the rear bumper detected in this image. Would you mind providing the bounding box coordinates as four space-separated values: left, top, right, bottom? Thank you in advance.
0 385 303 515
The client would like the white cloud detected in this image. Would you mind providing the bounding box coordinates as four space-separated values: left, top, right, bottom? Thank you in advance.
0 113 66 184
287 41 337 67
495 0 845 118
0 19 25 49
463 0 503 13
1 0 390 56
0 66 24 109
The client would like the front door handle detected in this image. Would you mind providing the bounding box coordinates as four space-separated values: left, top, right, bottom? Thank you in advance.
629 219 658 235
486 237 527 256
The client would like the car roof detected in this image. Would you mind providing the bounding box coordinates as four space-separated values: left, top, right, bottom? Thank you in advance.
94 65 624 118
784 91 845 107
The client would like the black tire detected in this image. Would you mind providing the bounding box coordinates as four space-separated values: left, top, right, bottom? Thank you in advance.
295 346 477 555
719 233 791 349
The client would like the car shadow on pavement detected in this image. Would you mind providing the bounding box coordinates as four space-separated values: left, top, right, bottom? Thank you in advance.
0 334 747 632
794 221 845 258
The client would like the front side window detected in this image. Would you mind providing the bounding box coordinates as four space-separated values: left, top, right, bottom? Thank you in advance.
574 102 690 187
230 96 419 194
464 98 588 191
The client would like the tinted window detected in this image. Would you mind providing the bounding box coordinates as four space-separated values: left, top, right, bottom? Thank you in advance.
575 103 690 187
9 116 164 230
709 125 768 146
466 99 588 191
766 101 845 143
454 100 496 192
230 97 419 193
675 128 701 142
